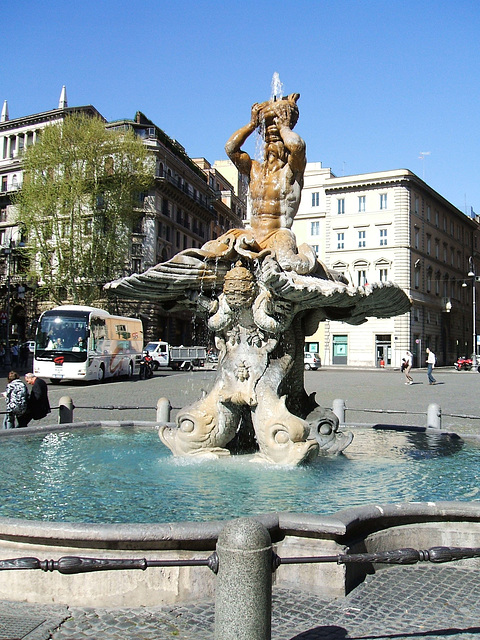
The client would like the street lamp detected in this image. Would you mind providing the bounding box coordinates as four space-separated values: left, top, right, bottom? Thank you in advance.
462 257 478 367
1 240 15 368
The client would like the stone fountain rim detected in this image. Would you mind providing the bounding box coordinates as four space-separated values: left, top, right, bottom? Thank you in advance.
0 421 478 549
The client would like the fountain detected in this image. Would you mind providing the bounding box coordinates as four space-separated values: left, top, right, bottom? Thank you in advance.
1 83 476 612
106 84 411 465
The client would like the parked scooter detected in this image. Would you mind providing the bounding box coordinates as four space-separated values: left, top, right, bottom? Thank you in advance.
454 356 473 371
139 352 154 379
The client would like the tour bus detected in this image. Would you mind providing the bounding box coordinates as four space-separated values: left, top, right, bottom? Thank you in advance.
34 305 144 383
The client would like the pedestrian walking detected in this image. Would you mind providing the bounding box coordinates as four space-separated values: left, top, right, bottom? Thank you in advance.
426 348 437 385
19 343 29 369
403 350 413 385
10 343 19 367
2 371 29 428
23 373 51 424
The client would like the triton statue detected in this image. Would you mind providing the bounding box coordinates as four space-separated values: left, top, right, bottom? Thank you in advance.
106 89 410 465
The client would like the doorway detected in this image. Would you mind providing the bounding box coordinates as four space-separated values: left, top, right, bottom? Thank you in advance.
375 334 392 367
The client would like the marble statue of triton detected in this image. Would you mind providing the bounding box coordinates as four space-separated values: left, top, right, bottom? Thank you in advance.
106 91 411 465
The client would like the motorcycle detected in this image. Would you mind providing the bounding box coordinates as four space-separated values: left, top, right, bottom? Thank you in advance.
139 353 154 379
454 356 473 371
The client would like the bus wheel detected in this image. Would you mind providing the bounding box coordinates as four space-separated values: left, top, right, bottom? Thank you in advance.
50 379 61 385
97 365 105 383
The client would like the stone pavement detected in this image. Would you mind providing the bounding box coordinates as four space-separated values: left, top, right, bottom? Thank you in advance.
3 564 480 639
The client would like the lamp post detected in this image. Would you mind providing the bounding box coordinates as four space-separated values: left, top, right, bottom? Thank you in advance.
462 257 478 367
2 240 13 368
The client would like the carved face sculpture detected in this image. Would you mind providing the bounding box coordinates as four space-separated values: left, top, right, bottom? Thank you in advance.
223 264 256 310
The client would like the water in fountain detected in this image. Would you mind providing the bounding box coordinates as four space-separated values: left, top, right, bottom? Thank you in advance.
0 427 477 523
270 71 284 101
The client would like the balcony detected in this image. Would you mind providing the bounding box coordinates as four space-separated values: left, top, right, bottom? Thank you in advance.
155 172 214 219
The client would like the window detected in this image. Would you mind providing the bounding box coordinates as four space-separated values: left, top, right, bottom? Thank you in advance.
426 269 432 292
311 244 319 256
311 192 320 207
311 221 320 236
414 196 419 214
337 198 345 215
414 267 420 289
379 228 387 246
380 193 388 210
443 276 448 298
358 196 365 212
414 227 419 249
337 232 344 249
358 230 366 247
132 258 141 273
426 205 431 222
435 240 439 259
1 176 7 191
426 235 431 255
358 270 367 286
379 268 388 282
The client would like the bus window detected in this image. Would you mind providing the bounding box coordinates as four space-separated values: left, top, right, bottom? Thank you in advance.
90 317 107 353
36 315 88 352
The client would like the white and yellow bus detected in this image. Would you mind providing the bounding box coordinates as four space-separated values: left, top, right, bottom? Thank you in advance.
34 305 144 383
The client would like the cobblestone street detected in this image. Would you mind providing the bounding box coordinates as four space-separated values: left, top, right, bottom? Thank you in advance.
2 565 478 639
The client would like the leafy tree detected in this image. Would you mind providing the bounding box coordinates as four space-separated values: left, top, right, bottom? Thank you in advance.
14 113 154 304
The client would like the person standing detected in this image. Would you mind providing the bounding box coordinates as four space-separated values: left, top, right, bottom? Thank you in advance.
19 343 29 369
426 348 437 385
23 373 51 424
2 371 29 428
403 350 413 385
10 343 19 368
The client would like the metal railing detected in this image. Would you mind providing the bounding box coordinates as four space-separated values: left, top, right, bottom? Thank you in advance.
0 519 479 640
3 396 480 433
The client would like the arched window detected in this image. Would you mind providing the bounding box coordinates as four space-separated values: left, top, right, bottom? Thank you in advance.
426 267 432 292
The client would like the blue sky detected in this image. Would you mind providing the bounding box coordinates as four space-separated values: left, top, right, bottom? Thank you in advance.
3 0 480 214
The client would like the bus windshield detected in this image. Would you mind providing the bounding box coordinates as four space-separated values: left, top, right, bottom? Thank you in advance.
36 311 89 355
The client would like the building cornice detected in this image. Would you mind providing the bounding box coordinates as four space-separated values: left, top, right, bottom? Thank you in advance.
324 169 477 227
0 106 105 133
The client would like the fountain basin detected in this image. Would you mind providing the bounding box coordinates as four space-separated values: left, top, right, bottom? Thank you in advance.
0 422 479 606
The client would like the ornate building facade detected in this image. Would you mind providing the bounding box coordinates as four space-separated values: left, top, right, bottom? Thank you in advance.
0 90 246 346
293 163 480 367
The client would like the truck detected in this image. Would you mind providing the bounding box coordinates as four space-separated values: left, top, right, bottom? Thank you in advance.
144 342 207 371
